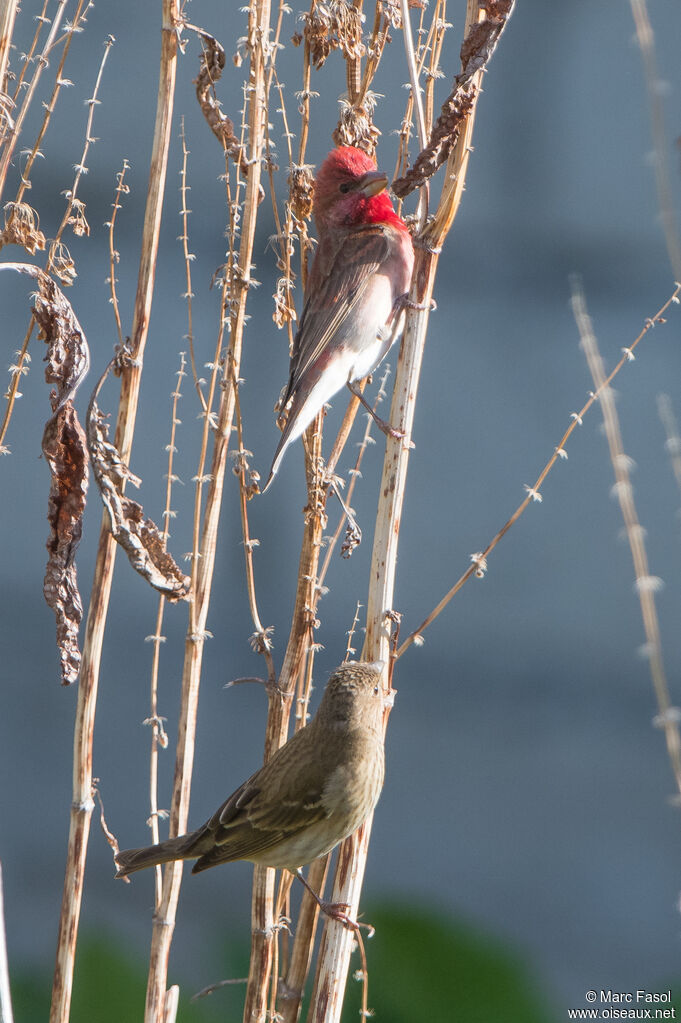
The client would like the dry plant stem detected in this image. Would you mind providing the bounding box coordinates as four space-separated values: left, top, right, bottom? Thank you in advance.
1 27 107 453
0 0 68 199
0 863 13 1023
319 373 388 586
279 856 328 1023
179 118 206 410
143 5 273 1020
49 5 180 1021
657 395 681 501
0 321 31 452
325 386 362 477
147 352 186 906
307 5 489 1019
14 0 92 208
630 0 681 281
572 282 681 796
9 0 48 105
0 0 18 95
244 415 326 1023
162 985 179 1023
107 160 131 348
396 282 681 657
297 9 312 164
50 31 114 242
233 377 276 682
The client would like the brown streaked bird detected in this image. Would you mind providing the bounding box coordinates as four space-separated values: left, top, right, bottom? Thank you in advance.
115 662 390 920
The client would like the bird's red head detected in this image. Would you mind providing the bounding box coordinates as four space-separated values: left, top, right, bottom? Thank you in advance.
313 146 401 230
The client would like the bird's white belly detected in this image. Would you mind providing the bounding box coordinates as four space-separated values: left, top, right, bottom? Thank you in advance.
285 274 398 445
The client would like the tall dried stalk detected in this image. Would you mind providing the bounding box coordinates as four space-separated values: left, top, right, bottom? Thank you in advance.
0 0 69 199
49 2 180 1020
0 0 18 98
573 280 681 797
307 2 512 1018
142 3 274 1019
395 282 681 658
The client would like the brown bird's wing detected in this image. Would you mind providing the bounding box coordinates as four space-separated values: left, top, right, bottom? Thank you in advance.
280 223 392 410
191 727 330 872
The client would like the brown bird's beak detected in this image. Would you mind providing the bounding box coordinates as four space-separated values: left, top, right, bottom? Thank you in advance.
357 169 389 197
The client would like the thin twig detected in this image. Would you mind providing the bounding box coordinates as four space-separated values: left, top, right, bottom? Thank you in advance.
0 0 70 200
106 160 131 348
630 0 681 281
145 351 186 905
232 368 276 681
396 282 681 658
657 394 681 505
178 117 207 410
15 0 95 212
572 278 681 798
0 27 110 451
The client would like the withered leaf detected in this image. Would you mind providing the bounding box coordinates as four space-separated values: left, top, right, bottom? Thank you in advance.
392 0 515 198
194 30 241 157
0 262 91 685
0 202 47 254
42 401 88 685
87 358 191 602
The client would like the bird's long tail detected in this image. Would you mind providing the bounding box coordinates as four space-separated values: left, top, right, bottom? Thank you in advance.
115 832 200 878
261 422 296 493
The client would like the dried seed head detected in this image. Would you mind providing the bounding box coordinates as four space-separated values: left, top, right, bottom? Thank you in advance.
1 202 46 253
289 163 315 223
303 1 365 69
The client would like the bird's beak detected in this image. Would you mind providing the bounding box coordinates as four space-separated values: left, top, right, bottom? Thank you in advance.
357 169 389 197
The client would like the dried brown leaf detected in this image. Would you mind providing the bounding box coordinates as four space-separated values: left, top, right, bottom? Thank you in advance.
42 401 89 685
86 359 191 601
0 263 91 684
193 29 241 157
0 202 46 254
0 262 91 408
392 0 515 198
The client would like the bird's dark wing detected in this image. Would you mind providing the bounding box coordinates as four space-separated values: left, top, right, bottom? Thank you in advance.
280 223 391 409
191 733 330 871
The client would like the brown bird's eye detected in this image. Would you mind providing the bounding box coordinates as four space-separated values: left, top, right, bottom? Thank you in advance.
339 181 352 194
373 685 379 695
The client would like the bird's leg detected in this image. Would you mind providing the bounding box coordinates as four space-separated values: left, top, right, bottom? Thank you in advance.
347 380 405 440
395 291 437 313
293 868 375 936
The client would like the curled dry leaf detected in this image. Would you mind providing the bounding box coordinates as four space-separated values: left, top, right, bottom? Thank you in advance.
0 262 90 684
42 402 88 685
392 0 515 198
193 29 241 158
86 357 191 602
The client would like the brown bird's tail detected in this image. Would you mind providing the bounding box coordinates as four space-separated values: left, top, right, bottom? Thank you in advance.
115 833 200 878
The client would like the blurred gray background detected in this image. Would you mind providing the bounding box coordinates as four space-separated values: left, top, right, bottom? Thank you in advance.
2 0 681 1016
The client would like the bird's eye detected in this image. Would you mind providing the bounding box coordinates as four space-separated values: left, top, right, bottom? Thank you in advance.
339 181 352 194
373 685 380 695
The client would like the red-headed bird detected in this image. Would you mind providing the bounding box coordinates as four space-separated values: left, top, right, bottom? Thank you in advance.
263 146 414 490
